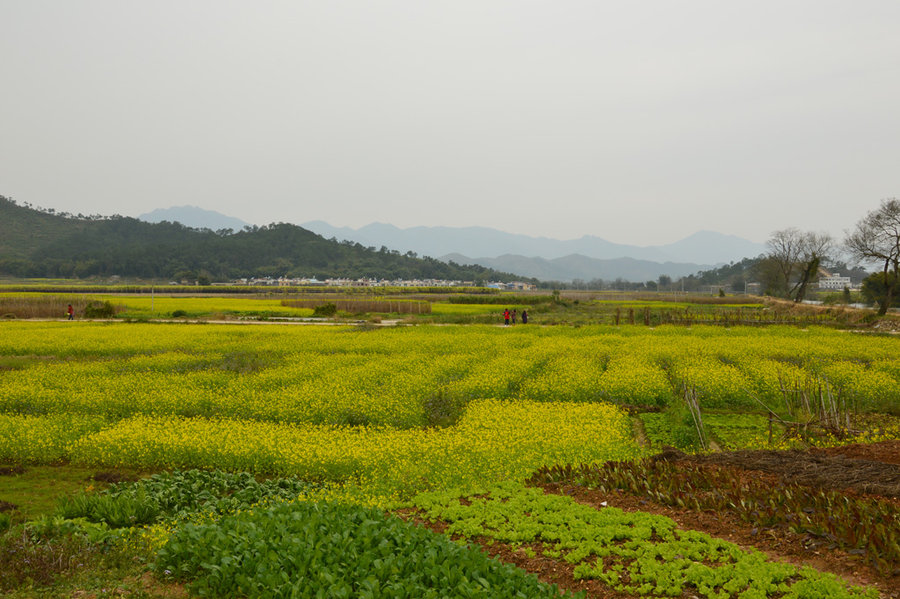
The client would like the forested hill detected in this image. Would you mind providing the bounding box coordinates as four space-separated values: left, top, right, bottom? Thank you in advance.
0 197 526 283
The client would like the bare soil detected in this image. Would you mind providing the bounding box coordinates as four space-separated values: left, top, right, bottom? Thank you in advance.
653 440 900 498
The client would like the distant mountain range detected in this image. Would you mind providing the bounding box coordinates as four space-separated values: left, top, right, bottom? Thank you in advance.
301 221 767 282
139 206 250 231
301 221 766 265
440 253 708 283
134 206 768 282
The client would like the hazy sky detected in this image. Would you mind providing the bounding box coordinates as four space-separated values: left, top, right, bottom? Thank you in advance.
2 1 898 245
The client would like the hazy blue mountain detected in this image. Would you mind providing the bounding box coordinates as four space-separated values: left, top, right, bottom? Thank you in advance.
302 221 766 265
659 230 767 265
443 253 707 283
303 221 580 258
138 206 250 231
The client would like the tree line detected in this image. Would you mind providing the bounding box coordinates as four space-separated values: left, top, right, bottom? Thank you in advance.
756 199 900 314
534 199 899 312
0 196 528 284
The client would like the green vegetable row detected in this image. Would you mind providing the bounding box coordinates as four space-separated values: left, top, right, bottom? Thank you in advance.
155 500 576 599
529 460 900 575
413 482 878 598
57 470 318 527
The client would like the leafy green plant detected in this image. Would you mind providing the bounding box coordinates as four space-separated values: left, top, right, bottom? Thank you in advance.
57 470 317 526
26 515 119 545
413 481 878 598
56 489 160 528
313 302 337 317
156 499 577 598
83 301 117 318
530 459 900 576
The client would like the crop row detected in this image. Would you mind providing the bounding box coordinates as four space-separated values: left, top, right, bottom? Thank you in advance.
412 482 877 598
1 323 899 430
0 399 640 498
55 469 317 528
14 468 880 599
20 469 571 598
158 500 575 599
529 460 900 576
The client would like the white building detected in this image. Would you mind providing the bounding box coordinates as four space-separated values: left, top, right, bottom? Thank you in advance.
818 273 852 290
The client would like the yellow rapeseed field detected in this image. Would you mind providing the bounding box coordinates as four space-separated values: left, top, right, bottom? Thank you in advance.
2 322 898 498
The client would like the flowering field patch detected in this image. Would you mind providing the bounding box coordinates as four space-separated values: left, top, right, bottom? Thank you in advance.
3 399 637 499
2 322 899 465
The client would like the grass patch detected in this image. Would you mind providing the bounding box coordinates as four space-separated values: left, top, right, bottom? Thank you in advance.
0 525 172 598
0 465 148 522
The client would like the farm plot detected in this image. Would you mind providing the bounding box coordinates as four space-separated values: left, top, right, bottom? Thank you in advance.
525 441 900 597
0 292 317 320
411 480 884 599
2 322 900 485
2 321 898 597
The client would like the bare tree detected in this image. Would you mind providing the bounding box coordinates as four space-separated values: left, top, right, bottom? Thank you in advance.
766 228 804 297
793 232 833 303
845 199 900 315
765 228 833 302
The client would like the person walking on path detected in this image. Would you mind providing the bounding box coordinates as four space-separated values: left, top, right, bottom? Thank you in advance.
67 304 74 320
511 309 517 324
521 310 528 324
503 308 510 326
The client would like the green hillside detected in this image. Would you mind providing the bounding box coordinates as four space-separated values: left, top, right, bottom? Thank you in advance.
0 196 526 283
0 199 92 260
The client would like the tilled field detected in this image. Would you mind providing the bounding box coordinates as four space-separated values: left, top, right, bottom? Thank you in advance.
656 441 900 498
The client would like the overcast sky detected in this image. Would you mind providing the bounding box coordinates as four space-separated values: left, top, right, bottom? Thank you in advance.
2 1 898 245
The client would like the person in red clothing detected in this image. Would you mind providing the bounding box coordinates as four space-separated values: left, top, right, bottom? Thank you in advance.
503 308 510 325
67 304 74 320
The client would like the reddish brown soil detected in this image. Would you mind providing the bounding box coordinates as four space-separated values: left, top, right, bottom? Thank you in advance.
403 441 900 599
656 441 900 498
818 440 900 466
